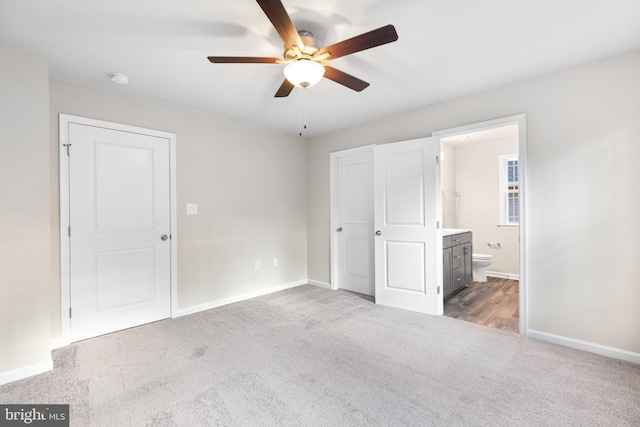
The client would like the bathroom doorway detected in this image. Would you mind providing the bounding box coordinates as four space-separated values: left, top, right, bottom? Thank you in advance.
433 115 527 335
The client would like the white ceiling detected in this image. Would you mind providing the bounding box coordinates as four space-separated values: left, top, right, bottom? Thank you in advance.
1 0 639 137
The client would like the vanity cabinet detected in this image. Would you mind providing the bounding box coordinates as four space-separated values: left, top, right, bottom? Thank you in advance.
443 231 472 298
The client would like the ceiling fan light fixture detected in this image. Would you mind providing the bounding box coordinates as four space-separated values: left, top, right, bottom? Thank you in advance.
283 59 325 88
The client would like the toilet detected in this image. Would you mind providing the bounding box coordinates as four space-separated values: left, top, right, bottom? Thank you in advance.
472 253 493 282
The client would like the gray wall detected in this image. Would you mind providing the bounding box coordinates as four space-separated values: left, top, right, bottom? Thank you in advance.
0 42 51 373
1 41 308 378
2 39 639 378
307 49 640 354
48 79 308 339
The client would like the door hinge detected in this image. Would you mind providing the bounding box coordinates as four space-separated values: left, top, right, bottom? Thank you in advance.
437 286 441 295
69 307 72 318
68 226 71 237
436 221 440 229
63 143 71 156
436 155 440 165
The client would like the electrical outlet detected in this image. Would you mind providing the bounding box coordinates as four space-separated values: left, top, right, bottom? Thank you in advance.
254 261 261 270
273 258 278 267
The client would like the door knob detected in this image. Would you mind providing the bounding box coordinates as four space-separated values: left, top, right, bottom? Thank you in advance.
336 227 343 232
161 234 169 241
375 230 382 236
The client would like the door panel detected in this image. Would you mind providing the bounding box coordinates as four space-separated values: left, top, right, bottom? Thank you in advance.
374 137 442 315
384 151 425 225
334 149 374 296
386 241 425 292
94 142 155 231
95 248 155 310
69 123 171 342
345 236 370 278
344 159 370 224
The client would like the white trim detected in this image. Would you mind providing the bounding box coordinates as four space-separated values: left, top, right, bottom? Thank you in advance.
307 279 331 289
0 359 53 386
59 114 177 345
486 271 520 281
432 114 528 336
497 224 519 229
435 138 444 313
173 280 307 318
528 329 640 365
169 128 178 321
329 144 375 291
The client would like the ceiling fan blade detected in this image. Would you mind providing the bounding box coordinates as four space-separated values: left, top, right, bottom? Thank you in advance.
256 0 303 50
208 56 281 64
274 79 295 97
315 24 398 61
323 66 370 92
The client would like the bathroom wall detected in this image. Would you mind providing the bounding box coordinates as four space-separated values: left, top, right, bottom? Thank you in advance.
441 142 457 228
455 137 520 277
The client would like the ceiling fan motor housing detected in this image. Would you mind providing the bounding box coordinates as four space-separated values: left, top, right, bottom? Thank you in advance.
284 31 320 61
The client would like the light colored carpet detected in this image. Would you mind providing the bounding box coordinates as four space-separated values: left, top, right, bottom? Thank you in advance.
2 285 639 426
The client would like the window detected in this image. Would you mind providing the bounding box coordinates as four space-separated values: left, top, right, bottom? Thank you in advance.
499 153 519 227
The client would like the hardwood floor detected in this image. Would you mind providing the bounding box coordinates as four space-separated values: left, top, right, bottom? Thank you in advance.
444 276 519 333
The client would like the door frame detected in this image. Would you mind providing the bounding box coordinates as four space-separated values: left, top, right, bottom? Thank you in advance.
432 114 528 336
59 114 177 346
329 144 375 291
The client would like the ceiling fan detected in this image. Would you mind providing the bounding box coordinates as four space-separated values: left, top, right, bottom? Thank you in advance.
208 0 398 98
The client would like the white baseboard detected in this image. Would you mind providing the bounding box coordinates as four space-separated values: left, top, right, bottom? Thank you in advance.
307 279 331 289
486 271 520 280
528 329 640 365
0 359 53 386
173 279 308 318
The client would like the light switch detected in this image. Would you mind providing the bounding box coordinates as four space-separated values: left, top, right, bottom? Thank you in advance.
186 203 198 215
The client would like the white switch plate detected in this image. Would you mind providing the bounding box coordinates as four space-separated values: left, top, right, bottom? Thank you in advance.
273 258 278 267
255 261 261 270
186 203 198 215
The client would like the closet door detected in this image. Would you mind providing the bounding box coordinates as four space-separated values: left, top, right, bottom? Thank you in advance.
374 137 442 315
67 122 172 342
330 147 375 296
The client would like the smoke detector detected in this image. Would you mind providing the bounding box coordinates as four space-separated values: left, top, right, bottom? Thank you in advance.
109 73 129 85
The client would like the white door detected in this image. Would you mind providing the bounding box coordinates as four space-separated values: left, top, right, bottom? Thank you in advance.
68 123 171 341
332 148 374 295
374 137 442 315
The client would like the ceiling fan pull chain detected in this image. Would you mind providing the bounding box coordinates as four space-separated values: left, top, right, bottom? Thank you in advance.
299 88 303 136
303 88 308 132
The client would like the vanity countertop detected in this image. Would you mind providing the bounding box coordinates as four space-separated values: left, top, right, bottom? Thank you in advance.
442 228 472 237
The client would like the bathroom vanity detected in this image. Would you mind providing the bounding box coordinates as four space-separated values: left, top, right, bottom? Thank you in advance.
443 229 473 298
